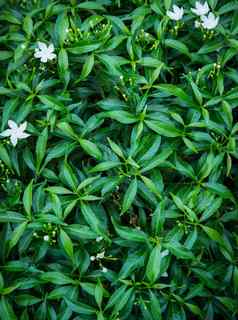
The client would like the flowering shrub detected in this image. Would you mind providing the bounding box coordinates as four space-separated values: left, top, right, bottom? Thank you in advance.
0 0 238 319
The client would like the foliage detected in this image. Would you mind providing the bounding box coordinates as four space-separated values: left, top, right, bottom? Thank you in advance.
0 0 238 319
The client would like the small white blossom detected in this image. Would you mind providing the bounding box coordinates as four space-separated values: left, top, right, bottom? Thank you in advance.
96 236 103 242
161 249 170 258
90 256 96 261
191 1 209 16
34 42 56 63
0 120 30 146
43 235 50 242
96 251 105 259
161 271 168 277
195 20 201 28
167 5 184 21
102 267 108 273
201 12 219 29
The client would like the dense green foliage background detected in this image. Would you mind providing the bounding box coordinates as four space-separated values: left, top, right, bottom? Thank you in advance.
0 0 238 319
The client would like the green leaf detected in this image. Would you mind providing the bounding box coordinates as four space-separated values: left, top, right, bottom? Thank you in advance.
145 120 182 137
0 297 17 320
46 186 73 195
146 245 161 283
112 219 148 243
78 1 105 10
141 148 172 173
23 16 33 37
80 54 94 81
90 161 121 173
68 42 102 55
0 212 27 223
165 39 190 57
8 222 28 253
23 180 33 219
0 144 12 169
65 298 96 315
60 229 74 262
155 84 195 106
55 12 69 47
79 138 102 160
165 242 194 260
16 294 41 306
36 128 48 172
80 203 105 236
61 161 78 191
121 178 137 214
40 272 74 285
58 48 70 86
201 226 224 245
105 111 138 124
203 182 234 200
95 280 103 307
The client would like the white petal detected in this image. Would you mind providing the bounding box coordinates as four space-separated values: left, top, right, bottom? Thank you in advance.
48 44 55 52
173 5 180 13
38 42 47 51
10 135 18 146
48 53 56 60
34 51 42 58
0 129 12 137
167 10 176 20
8 120 18 129
18 132 30 139
19 122 27 131
40 55 48 63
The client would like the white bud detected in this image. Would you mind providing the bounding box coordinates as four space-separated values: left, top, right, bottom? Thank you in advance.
43 235 49 242
96 251 105 259
102 267 108 273
96 236 103 242
161 249 169 258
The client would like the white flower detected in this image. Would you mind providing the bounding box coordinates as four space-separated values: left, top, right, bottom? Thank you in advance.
201 12 219 29
102 267 108 273
0 120 30 146
191 1 209 16
195 20 201 28
161 271 168 277
90 256 96 261
96 251 105 259
167 5 184 21
34 42 56 63
96 236 103 242
43 235 50 242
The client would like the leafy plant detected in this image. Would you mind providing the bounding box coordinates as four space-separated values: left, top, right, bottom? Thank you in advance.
0 0 238 319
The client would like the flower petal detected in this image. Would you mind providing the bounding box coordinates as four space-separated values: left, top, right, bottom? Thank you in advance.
48 44 55 52
0 129 12 137
38 42 47 51
40 55 48 63
19 122 27 131
10 135 18 146
8 120 18 129
34 51 42 58
48 53 56 60
18 132 30 139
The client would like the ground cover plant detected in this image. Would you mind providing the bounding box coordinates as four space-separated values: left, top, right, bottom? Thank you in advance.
0 0 238 319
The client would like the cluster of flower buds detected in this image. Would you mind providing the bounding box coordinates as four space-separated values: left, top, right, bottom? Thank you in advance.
90 250 108 273
136 29 154 50
0 160 11 186
33 223 58 245
209 62 221 79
